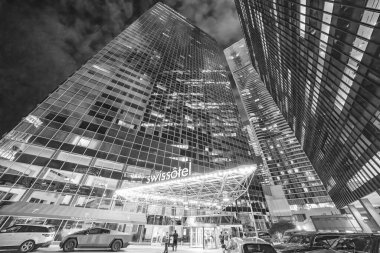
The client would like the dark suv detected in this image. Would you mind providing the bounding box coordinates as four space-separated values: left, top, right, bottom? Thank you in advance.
275 232 345 253
258 232 272 244
312 234 380 253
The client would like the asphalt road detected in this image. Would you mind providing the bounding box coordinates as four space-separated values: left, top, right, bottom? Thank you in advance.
1 245 221 253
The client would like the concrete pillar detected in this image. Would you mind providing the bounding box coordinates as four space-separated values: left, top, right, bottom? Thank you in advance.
348 205 372 233
359 198 380 230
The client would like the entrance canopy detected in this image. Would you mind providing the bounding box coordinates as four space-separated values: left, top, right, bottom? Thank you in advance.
0 201 146 224
115 164 256 210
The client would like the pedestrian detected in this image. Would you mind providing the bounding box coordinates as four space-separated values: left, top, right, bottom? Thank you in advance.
210 235 215 248
223 234 230 253
163 232 169 253
172 230 178 251
224 232 229 244
219 232 225 249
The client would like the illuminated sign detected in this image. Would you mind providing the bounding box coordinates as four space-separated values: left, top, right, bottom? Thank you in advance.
147 167 191 183
122 172 148 182
129 173 146 179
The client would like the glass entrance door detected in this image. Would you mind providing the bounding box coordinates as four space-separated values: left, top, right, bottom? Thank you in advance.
204 227 216 249
190 227 203 248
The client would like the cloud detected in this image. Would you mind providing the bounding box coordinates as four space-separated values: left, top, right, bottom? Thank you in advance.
0 0 155 135
164 0 243 47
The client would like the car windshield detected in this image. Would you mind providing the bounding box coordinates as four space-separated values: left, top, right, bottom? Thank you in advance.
331 237 371 253
288 235 312 244
244 244 277 253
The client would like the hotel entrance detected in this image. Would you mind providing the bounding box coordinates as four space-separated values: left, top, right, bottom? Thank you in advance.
190 227 203 248
115 165 257 248
189 227 217 249
204 227 217 249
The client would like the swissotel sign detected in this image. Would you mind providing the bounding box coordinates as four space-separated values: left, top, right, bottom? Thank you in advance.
147 167 191 183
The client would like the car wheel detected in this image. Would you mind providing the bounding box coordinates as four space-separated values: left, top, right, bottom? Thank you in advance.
111 240 122 252
63 238 76 252
19 240 35 253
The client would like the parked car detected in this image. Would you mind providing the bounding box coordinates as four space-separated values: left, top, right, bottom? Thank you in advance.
0 224 55 252
59 227 132 252
228 237 277 253
312 234 380 253
258 232 272 243
275 232 345 253
282 229 302 243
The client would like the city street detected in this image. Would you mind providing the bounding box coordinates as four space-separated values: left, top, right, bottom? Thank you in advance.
1 245 221 253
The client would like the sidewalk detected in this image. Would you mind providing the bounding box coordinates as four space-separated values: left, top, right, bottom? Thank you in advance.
34 244 222 252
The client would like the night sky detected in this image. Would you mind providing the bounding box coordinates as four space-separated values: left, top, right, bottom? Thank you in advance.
0 0 243 136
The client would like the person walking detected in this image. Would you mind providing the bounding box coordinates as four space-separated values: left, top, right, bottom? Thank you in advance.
163 232 169 253
219 232 225 250
222 234 230 253
224 231 229 243
172 230 178 251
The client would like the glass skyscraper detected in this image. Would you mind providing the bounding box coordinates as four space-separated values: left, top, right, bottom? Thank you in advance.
0 2 259 242
235 0 380 210
225 39 333 209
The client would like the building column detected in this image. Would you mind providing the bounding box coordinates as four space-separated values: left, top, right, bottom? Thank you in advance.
348 205 372 233
359 198 380 230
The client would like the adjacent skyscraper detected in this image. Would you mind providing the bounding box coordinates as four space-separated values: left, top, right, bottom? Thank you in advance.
235 0 380 210
225 39 332 209
0 2 257 241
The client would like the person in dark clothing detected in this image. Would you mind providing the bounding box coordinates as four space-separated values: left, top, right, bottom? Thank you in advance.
163 232 169 253
219 232 225 249
172 230 178 251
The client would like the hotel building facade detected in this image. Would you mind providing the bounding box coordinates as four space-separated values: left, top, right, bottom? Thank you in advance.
235 0 380 230
0 3 267 244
